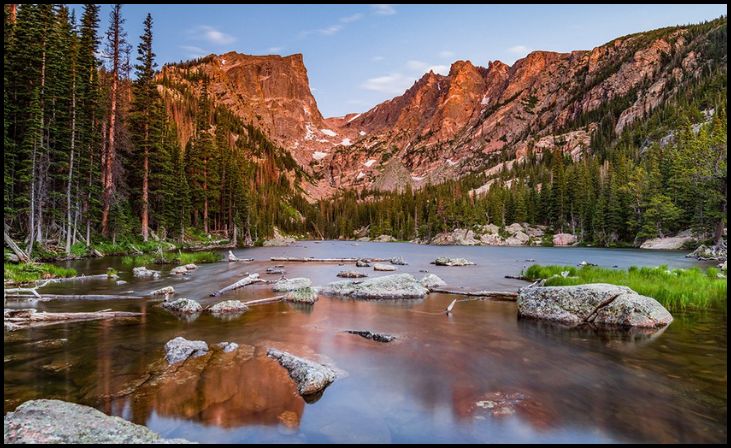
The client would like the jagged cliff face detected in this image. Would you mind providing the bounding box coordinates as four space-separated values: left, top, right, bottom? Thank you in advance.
160 21 725 199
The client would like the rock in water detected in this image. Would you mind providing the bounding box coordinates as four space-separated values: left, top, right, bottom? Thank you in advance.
161 298 203 315
164 336 209 365
355 259 371 268
150 286 175 296
420 273 446 289
345 330 396 343
133 266 160 278
215 341 239 353
373 263 396 271
284 287 318 304
170 266 188 275
337 270 367 278
266 266 286 274
207 300 249 315
321 273 428 299
517 284 673 328
3 399 192 444
267 349 336 397
432 257 475 266
390 256 407 265
273 277 312 292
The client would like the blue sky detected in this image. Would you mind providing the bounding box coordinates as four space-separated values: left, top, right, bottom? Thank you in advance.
69 4 726 117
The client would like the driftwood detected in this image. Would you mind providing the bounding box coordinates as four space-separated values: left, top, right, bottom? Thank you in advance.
504 275 529 280
4 227 30 263
429 288 518 301
46 273 115 283
270 257 390 263
4 308 142 330
5 293 145 301
211 274 265 297
243 295 285 306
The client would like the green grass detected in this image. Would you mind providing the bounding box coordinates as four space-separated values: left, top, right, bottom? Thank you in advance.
524 264 727 311
121 251 220 267
4 262 77 284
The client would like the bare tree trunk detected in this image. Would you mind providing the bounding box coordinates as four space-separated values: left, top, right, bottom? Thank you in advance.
203 157 208 234
66 75 77 254
102 7 121 237
141 124 149 242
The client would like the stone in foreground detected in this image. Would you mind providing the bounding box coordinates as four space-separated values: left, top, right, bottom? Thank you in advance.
207 300 249 315
433 257 475 266
3 399 192 443
517 283 673 328
345 330 396 343
273 277 312 292
267 349 336 398
164 336 209 364
321 273 429 300
337 270 367 278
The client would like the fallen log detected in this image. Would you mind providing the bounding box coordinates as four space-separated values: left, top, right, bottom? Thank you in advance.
243 295 285 306
504 275 529 281
270 257 390 263
210 273 265 297
4 226 30 263
46 273 115 283
5 294 145 301
429 288 518 301
4 309 142 330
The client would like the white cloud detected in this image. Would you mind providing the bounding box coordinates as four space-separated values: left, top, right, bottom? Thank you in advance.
196 26 236 45
361 73 413 94
372 4 396 15
438 50 454 59
371 55 385 62
319 24 343 35
507 45 531 55
406 60 429 70
268 46 283 53
180 45 207 57
340 13 364 23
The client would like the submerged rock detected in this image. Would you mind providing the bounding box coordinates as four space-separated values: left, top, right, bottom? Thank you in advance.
161 298 202 315
207 300 249 315
170 266 188 275
267 349 336 397
321 273 429 300
164 336 209 365
266 266 286 275
273 277 312 292
133 266 160 279
150 286 175 296
284 287 318 304
373 263 396 271
420 273 446 289
517 284 673 328
3 399 192 444
355 259 371 268
345 330 396 343
215 341 239 353
337 270 367 278
432 257 475 266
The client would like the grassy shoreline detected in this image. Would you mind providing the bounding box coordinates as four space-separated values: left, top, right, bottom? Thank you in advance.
4 263 78 285
524 264 727 310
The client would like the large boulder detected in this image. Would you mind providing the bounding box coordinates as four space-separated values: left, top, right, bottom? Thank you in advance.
480 224 500 235
504 230 529 246
373 234 397 242
420 273 446 289
207 300 249 315
161 298 202 315
3 399 191 444
640 234 695 250
373 263 396 271
320 273 428 300
164 336 209 365
479 233 505 246
517 284 673 328
431 229 480 246
505 223 524 234
355 259 371 267
552 233 577 246
150 286 175 296
267 349 336 397
433 257 475 266
272 277 312 292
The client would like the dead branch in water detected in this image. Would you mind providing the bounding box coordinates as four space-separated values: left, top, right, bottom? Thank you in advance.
210 274 266 297
5 293 145 301
4 308 142 330
429 288 518 301
270 257 390 263
243 295 285 306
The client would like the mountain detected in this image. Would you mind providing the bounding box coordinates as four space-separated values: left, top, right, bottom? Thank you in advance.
160 18 726 201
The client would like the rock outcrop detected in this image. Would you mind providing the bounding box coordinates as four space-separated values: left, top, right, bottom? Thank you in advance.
3 399 191 444
263 227 296 247
320 273 429 300
284 287 318 304
266 349 336 398
552 233 578 246
207 300 249 315
433 257 475 266
517 284 673 328
273 277 312 292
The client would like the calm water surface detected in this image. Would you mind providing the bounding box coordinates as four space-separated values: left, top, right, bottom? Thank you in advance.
3 242 727 443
